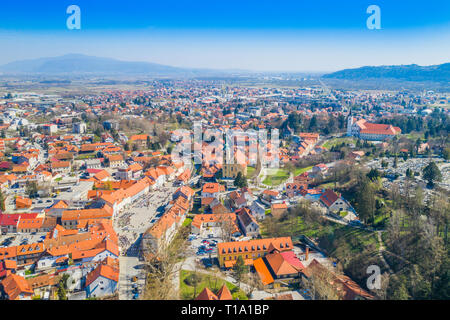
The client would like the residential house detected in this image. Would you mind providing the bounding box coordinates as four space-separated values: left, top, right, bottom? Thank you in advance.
201 183 225 199
191 213 241 237
302 259 374 300
271 203 288 219
51 161 71 174
253 246 304 288
319 189 352 215
236 207 260 238
85 159 102 170
85 258 119 298
249 201 266 221
107 154 124 168
0 274 33 300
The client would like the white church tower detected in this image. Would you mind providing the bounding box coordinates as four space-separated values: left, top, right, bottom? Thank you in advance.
346 109 354 137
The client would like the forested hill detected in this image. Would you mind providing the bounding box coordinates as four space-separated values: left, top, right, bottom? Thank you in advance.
323 63 450 82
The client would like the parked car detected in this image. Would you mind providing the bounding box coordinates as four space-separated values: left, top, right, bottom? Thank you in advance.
1 239 12 246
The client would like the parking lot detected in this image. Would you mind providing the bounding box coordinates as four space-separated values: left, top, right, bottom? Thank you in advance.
0 232 47 248
186 226 226 268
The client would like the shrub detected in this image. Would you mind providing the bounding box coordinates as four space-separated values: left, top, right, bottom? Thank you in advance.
184 273 201 286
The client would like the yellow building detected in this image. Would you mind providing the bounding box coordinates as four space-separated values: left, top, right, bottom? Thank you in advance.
217 237 293 268
222 163 247 179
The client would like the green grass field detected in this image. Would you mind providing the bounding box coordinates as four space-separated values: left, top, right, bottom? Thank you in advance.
246 166 256 178
263 168 289 186
261 215 378 252
294 166 313 176
322 137 357 149
179 270 248 300
316 182 335 189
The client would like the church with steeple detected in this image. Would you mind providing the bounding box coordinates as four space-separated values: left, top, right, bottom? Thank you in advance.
346 109 401 141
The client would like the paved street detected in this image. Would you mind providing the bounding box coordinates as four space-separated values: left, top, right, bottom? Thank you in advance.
118 256 146 300
114 183 179 299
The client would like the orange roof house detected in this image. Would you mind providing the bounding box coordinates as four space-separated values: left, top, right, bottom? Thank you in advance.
303 259 374 300
195 287 217 300
61 206 113 229
16 243 44 257
271 203 288 219
0 274 33 300
51 200 69 209
129 134 149 142
202 183 225 196
51 161 71 171
85 260 119 287
15 196 32 209
0 247 17 261
107 154 124 162
253 257 275 285
191 213 240 235
319 189 340 208
195 284 233 300
17 218 44 231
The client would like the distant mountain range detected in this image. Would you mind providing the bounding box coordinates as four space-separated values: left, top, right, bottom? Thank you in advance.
0 54 223 77
323 63 450 82
1 54 449 83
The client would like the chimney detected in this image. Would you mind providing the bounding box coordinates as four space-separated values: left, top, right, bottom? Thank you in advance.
305 247 309 261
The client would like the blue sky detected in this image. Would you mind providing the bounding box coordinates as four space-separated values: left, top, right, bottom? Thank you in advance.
0 0 449 71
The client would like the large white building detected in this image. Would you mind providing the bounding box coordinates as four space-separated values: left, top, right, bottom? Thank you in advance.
347 116 401 141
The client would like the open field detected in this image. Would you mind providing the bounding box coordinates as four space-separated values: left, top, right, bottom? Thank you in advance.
263 168 289 186
322 137 357 149
179 270 248 300
294 166 313 176
246 166 256 178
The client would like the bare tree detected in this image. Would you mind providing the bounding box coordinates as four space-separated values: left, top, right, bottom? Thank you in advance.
243 272 263 298
217 214 237 242
301 265 344 300
143 225 189 300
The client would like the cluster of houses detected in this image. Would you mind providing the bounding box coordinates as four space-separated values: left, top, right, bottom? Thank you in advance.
0 219 119 300
215 236 373 299
141 186 195 259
